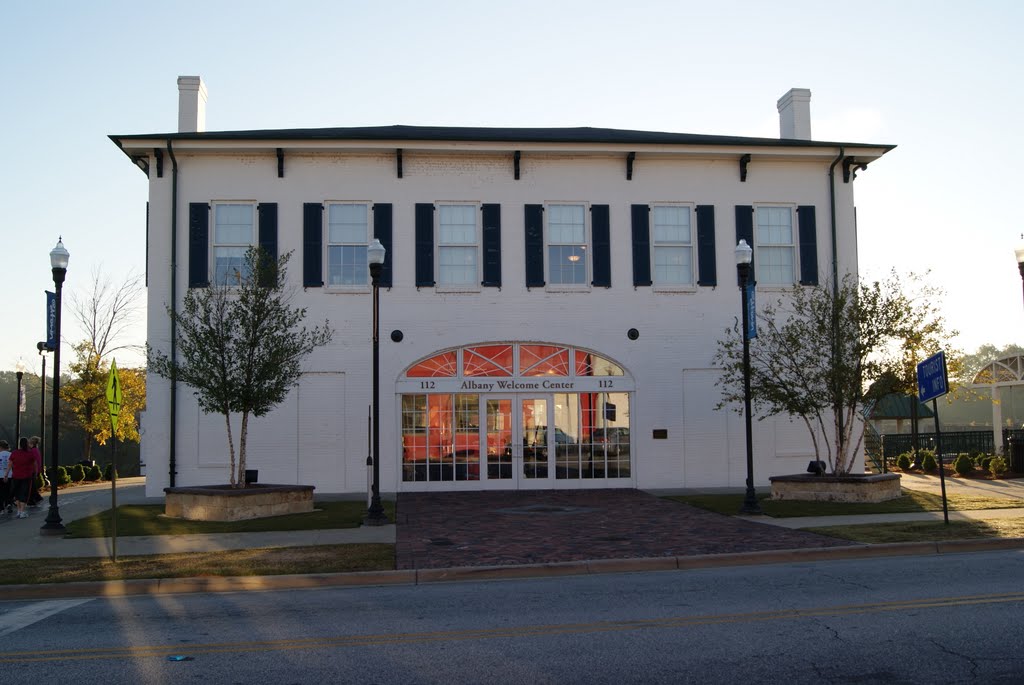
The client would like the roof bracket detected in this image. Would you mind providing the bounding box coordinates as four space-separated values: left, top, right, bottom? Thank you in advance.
514 150 521 180
154 148 164 178
133 155 150 177
396 148 403 178
739 154 751 182
277 148 284 178
626 152 636 180
843 156 867 183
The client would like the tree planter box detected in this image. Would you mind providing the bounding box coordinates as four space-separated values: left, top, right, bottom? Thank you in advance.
164 484 315 522
769 473 902 503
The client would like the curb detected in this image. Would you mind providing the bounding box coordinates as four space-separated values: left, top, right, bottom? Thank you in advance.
5 537 1024 601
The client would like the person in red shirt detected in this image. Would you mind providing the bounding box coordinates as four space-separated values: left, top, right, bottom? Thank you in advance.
4 438 36 519
27 435 43 506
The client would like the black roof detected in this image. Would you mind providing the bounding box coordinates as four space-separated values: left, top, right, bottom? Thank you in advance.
111 124 893 150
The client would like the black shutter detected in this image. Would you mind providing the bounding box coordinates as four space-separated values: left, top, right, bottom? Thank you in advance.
303 203 323 287
415 203 435 287
481 204 502 287
696 205 716 287
591 205 611 288
797 205 819 286
188 202 209 288
735 205 754 285
524 204 545 287
257 203 278 287
631 204 651 287
373 203 393 288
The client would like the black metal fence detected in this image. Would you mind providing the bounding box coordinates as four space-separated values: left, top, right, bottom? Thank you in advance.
881 431 995 459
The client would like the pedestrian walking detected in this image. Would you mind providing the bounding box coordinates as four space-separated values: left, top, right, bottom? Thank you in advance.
0 440 11 515
4 438 36 519
27 435 43 507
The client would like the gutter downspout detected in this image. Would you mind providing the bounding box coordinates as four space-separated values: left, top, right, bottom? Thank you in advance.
166 140 178 487
828 147 845 471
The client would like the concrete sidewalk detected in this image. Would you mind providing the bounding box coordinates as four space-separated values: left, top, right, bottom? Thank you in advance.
0 478 396 560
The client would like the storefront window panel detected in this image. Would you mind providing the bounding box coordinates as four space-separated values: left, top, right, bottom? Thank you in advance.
407 351 458 377
521 345 569 376
463 345 513 377
402 395 427 481
453 394 480 480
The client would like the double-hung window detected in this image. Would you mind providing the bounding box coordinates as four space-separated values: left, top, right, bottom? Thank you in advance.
652 205 693 286
327 203 370 286
547 204 587 286
756 206 796 285
213 203 255 285
438 204 478 286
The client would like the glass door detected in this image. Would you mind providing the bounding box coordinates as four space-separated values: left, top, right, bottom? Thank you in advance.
482 396 556 488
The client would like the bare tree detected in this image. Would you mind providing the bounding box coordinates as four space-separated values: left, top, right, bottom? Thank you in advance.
69 268 145 360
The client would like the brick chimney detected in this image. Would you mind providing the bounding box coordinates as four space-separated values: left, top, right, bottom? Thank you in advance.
777 88 811 140
177 76 207 133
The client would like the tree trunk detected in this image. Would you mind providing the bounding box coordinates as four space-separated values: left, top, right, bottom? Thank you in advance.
224 413 237 487
238 412 249 488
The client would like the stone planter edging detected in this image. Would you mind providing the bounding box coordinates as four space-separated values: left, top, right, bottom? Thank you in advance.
164 484 315 522
769 472 902 503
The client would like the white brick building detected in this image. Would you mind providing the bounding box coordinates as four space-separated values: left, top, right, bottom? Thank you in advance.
112 78 893 498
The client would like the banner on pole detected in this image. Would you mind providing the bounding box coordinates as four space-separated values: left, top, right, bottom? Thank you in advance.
45 291 57 350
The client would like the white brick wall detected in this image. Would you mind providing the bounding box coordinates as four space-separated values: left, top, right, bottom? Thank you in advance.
137 145 867 497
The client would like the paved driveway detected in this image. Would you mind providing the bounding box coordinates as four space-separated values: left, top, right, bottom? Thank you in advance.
395 489 852 570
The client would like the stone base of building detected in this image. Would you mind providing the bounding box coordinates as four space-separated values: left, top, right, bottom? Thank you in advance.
164 484 315 521
769 473 902 503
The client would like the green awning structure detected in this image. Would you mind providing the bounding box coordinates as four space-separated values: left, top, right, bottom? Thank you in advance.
865 393 935 420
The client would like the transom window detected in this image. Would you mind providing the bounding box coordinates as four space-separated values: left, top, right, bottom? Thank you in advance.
327 203 370 286
405 343 624 378
438 204 478 286
213 203 255 285
547 204 587 285
756 206 796 285
652 205 693 285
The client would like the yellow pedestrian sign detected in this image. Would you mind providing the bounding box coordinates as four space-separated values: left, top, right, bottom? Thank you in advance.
106 359 122 431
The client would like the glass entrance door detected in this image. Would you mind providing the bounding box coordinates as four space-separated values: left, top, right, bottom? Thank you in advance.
483 396 555 488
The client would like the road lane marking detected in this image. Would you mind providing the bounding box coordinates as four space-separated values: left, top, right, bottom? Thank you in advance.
0 599 95 638
3 591 1023 663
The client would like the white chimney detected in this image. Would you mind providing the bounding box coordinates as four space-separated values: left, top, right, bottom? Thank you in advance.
177 75 207 133
777 88 811 140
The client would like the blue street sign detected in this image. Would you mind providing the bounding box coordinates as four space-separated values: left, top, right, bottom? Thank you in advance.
917 351 948 403
746 282 757 339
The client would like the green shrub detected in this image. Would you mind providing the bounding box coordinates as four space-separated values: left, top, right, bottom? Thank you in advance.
921 452 938 472
33 472 46 491
69 464 86 483
86 464 102 481
896 452 912 470
55 466 71 486
953 453 974 476
990 457 1008 478
103 463 118 481
980 455 993 470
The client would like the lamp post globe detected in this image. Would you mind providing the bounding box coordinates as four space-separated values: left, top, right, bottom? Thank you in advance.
735 240 761 515
41 238 68 535
364 238 389 525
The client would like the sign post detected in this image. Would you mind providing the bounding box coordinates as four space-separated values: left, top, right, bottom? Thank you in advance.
917 351 949 524
106 359 122 561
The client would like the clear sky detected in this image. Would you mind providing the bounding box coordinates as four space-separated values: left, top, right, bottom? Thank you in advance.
2 0 1021 372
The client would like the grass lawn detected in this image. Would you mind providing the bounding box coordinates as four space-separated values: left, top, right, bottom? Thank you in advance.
811 518 1024 544
0 545 395 586
64 500 396 538
667 489 1023 518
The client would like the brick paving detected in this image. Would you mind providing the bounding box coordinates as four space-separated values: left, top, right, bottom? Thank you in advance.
395 489 853 570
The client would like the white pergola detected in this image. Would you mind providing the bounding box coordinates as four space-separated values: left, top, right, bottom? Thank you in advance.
973 355 1024 449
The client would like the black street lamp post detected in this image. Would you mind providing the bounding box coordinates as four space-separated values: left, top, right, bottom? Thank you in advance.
41 237 68 536
14 360 25 444
1015 240 1024 306
36 342 50 461
735 239 762 515
364 238 389 526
